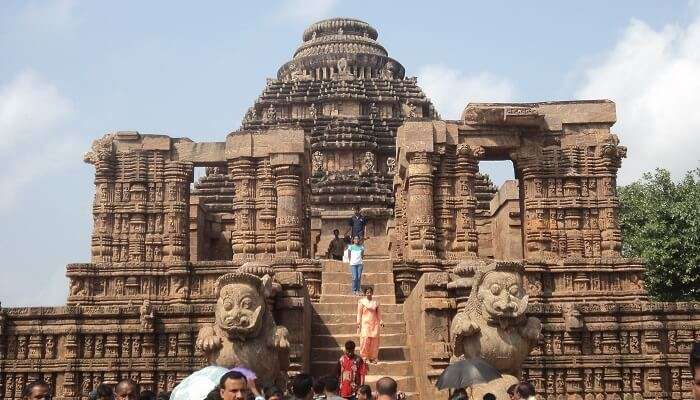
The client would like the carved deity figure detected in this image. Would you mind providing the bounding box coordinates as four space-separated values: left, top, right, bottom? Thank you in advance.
386 157 396 175
312 151 324 175
450 261 542 398
362 151 376 174
380 61 395 80
196 270 290 388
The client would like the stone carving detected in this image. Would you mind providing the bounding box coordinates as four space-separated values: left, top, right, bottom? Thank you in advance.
140 300 154 330
288 62 312 81
336 57 354 80
402 102 417 118
362 151 376 174
386 157 396 175
196 270 290 388
312 151 324 175
380 61 395 80
308 103 317 119
83 134 115 164
450 261 542 396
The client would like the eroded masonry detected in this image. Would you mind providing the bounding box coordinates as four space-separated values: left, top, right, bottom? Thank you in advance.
1 17 699 400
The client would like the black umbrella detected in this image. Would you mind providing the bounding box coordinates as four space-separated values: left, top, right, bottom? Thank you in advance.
436 358 502 390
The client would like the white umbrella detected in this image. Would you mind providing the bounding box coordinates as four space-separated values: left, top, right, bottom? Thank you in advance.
170 366 229 400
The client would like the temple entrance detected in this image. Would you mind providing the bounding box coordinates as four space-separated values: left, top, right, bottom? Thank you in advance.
476 160 524 260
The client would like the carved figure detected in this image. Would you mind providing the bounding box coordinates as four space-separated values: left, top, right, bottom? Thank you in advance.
386 157 396 175
362 151 376 174
312 151 324 174
450 261 542 396
196 270 290 388
380 61 395 80
140 300 154 330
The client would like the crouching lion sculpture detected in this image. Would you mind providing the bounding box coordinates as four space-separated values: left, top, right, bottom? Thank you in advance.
196 268 290 388
450 261 542 399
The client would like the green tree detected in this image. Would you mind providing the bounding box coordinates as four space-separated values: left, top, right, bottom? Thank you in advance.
618 168 700 301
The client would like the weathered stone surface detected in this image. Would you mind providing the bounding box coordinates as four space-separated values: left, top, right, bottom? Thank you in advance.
1 16 699 400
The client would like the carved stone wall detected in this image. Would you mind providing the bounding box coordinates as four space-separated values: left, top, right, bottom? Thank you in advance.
403 272 700 400
84 132 193 265
0 270 309 400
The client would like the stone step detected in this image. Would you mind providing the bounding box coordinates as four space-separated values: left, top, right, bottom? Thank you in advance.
310 346 410 362
312 322 405 336
322 272 394 285
323 260 393 274
311 360 413 378
311 333 407 348
322 282 395 295
313 303 403 315
320 294 395 304
313 311 405 324
365 375 417 394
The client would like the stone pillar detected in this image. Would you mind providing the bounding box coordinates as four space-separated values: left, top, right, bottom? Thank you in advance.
230 158 257 260
432 145 455 259
163 163 191 263
272 154 304 259
406 151 437 269
451 144 481 259
255 159 277 259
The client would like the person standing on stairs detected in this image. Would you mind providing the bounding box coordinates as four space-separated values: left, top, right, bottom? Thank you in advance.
347 205 368 240
345 236 365 295
357 286 382 364
334 340 368 400
328 229 347 261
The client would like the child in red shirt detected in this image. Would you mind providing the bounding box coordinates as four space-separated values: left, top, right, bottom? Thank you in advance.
334 340 367 399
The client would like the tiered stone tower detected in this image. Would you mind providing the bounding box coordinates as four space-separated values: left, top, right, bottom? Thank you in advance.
0 17 699 400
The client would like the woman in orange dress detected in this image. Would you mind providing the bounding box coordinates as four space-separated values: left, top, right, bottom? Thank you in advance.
357 286 382 363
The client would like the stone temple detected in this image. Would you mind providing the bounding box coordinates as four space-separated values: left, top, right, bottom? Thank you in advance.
1 17 699 400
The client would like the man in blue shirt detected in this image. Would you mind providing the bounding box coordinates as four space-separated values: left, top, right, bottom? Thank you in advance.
347 205 368 239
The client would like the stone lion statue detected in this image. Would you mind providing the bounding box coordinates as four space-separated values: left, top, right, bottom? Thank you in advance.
450 261 542 399
196 269 290 388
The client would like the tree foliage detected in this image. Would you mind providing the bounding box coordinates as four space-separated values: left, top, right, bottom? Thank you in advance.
618 168 700 301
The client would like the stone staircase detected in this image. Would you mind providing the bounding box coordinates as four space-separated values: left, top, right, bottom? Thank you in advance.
310 259 418 399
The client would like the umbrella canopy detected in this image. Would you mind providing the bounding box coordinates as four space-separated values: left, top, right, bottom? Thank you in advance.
436 358 502 390
171 366 229 400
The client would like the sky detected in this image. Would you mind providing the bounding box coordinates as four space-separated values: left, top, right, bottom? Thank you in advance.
1 0 698 307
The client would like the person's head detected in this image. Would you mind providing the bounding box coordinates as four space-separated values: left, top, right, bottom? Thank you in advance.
291 373 314 399
376 377 398 399
138 390 156 400
263 386 284 400
357 385 373 400
449 388 468 400
95 384 114 400
22 381 50 400
691 342 700 400
312 378 326 395
353 205 361 216
333 229 340 238
345 340 356 356
515 381 535 399
115 379 140 400
506 384 517 400
156 391 170 400
218 371 248 400
364 286 374 299
353 235 361 245
323 376 339 394
483 393 496 400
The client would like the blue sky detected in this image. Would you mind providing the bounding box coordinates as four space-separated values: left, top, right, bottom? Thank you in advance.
1 0 698 307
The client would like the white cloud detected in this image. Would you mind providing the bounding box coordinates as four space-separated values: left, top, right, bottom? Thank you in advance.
277 0 339 23
576 16 700 184
0 71 78 212
417 64 516 120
